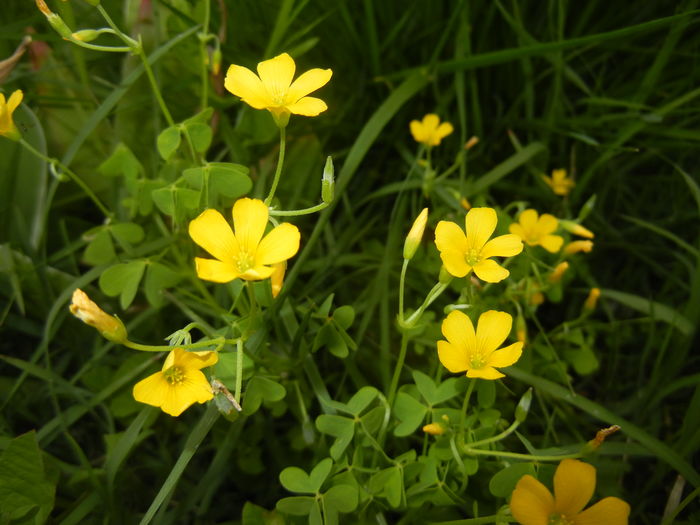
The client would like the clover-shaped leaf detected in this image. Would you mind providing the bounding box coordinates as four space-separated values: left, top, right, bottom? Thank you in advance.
280 458 332 494
243 376 286 416
393 392 427 437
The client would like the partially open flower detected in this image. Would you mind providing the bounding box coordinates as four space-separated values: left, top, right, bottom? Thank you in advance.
69 289 127 342
0 90 23 141
410 114 454 147
403 208 428 260
564 240 594 255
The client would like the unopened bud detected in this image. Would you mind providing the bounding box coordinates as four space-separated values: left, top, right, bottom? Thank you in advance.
211 47 222 76
71 29 100 42
69 289 127 342
548 262 569 283
270 263 286 298
564 240 594 255
584 288 601 311
460 197 471 210
559 219 594 239
422 422 445 436
36 1 74 39
464 136 479 150
403 208 428 260
321 156 334 204
516 315 526 345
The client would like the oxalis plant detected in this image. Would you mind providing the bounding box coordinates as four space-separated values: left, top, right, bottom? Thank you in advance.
10 1 695 524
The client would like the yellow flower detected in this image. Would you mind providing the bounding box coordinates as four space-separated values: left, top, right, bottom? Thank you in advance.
510 459 630 525
0 89 23 141
224 52 332 126
435 207 523 283
437 310 523 380
189 198 300 283
133 348 219 417
410 114 454 147
564 240 593 255
509 209 563 253
69 289 127 342
542 169 575 196
403 207 428 260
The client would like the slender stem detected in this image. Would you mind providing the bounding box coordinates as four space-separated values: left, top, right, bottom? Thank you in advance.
264 126 287 205
461 447 581 462
234 338 244 404
67 39 131 53
398 258 410 321
123 337 238 352
467 419 521 448
386 333 409 408
459 378 476 430
96 5 139 46
269 201 330 216
200 0 211 109
135 41 175 127
19 139 112 218
403 281 449 327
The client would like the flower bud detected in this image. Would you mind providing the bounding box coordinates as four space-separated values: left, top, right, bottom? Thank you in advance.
460 197 471 211
270 263 286 298
69 289 127 342
321 156 334 204
584 288 601 311
403 208 428 260
211 47 222 76
35 1 74 39
422 422 445 436
559 219 594 239
548 261 569 283
564 240 594 255
71 29 100 42
516 315 526 345
464 136 479 150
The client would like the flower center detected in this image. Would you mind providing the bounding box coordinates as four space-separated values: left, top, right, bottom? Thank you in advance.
235 251 255 273
548 513 573 525
163 366 185 385
465 247 481 266
469 351 486 369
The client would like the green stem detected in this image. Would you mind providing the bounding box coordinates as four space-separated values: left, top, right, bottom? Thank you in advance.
459 378 475 430
123 337 237 352
264 126 287 205
461 447 582 462
19 139 112 218
398 258 410 321
135 40 176 127
467 419 521 448
199 0 211 109
269 201 330 216
234 338 244 404
403 281 449 327
386 333 409 408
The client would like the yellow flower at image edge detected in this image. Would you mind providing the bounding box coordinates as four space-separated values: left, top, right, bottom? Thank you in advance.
133 348 219 417
189 198 300 283
509 209 563 253
510 459 630 525
0 89 23 141
225 52 332 125
435 207 523 283
437 310 523 379
410 114 454 147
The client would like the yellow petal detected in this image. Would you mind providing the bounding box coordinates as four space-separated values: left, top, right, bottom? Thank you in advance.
441 310 476 351
257 52 296 99
573 497 630 525
509 223 526 240
173 347 219 371
437 340 469 374
410 120 426 143
510 475 555 525
481 234 523 259
287 68 332 102
538 213 558 235
435 220 468 254
422 114 440 132
232 198 269 253
270 262 286 298
466 366 504 380
133 372 170 409
256 222 300 265
540 234 564 253
189 209 238 262
439 250 471 278
472 259 509 282
159 370 214 417
465 207 497 250
285 96 328 116
435 122 454 141
194 258 240 283
7 89 23 112
487 342 523 368
239 265 276 281
554 459 596 516
224 64 270 109
475 310 512 354
519 209 538 231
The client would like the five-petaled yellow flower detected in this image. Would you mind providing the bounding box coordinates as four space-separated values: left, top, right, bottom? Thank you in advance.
435 207 523 283
224 52 332 126
437 310 523 379
133 348 219 417
0 89 23 141
509 209 563 253
542 169 575 196
410 114 454 147
189 198 300 283
510 459 630 525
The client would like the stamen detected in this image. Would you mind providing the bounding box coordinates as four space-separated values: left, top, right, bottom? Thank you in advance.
164 366 185 385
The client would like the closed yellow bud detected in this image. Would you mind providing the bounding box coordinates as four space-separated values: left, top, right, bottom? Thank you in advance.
270 263 286 298
584 288 601 310
71 29 100 42
403 208 428 260
422 423 445 436
548 262 569 283
69 289 127 342
559 219 594 239
564 240 594 254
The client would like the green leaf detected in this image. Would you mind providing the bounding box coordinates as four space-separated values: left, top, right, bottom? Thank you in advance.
333 306 355 330
602 289 693 336
157 126 182 160
345 386 378 415
412 371 437 403
98 143 142 184
564 346 599 375
185 122 213 153
477 379 496 408
369 467 402 508
144 262 181 307
275 496 315 516
151 185 200 217
279 458 332 494
83 229 116 265
312 323 348 358
323 485 358 513
315 415 354 460
99 260 147 309
489 463 536 498
0 431 56 524
393 392 428 436
110 223 145 244
514 388 533 423
242 376 286 416
242 502 283 525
